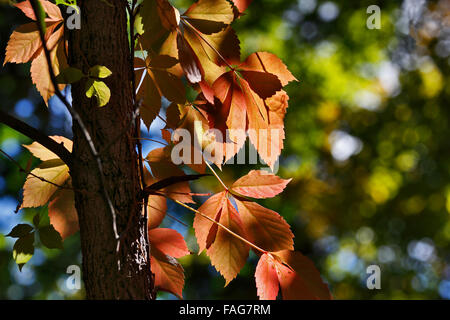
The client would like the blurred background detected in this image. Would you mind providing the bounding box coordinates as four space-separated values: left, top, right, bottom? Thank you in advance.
0 0 449 299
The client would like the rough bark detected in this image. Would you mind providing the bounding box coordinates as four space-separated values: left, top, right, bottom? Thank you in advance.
67 0 154 299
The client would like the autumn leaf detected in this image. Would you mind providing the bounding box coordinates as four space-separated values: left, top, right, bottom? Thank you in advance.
148 228 190 258
147 194 167 230
193 191 249 285
135 55 185 128
4 0 67 104
193 192 226 253
234 198 294 252
254 252 279 300
231 170 291 199
230 0 253 14
14 0 63 22
176 31 204 84
240 52 298 86
21 162 70 208
145 147 195 203
148 227 189 298
204 52 296 168
22 136 78 240
4 23 42 65
150 249 185 299
48 188 79 239
183 0 234 35
23 136 73 161
255 251 332 300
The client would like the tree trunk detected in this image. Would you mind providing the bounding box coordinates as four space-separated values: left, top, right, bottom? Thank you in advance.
67 0 154 299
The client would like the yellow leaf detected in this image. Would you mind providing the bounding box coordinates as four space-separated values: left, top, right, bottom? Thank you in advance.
23 136 73 161
21 163 70 208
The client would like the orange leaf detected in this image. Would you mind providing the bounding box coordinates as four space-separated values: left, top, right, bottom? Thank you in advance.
135 56 185 129
193 191 227 253
148 228 190 258
151 248 185 299
48 188 79 239
240 52 297 86
4 23 41 65
207 200 249 285
147 194 167 230
30 26 66 104
234 198 294 252
231 170 291 199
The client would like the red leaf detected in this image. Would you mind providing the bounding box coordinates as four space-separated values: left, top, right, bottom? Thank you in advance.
258 250 333 300
255 253 279 300
230 0 253 14
148 228 190 258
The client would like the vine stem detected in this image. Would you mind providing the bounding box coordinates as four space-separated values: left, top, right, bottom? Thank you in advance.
205 161 229 191
173 199 267 255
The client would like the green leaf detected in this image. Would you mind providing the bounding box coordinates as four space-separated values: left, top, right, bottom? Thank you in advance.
85 79 111 107
6 224 33 238
89 65 112 79
38 225 63 249
13 232 35 271
56 67 84 84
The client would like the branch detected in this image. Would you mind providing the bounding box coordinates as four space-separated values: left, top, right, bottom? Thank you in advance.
0 109 73 167
0 148 71 190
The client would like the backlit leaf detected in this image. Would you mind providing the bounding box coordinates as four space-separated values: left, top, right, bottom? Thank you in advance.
231 170 291 199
